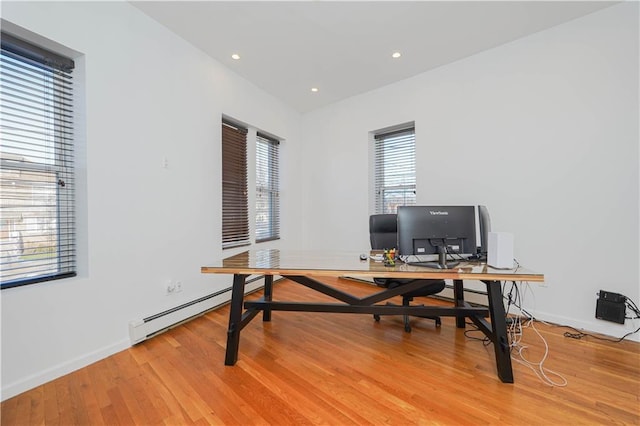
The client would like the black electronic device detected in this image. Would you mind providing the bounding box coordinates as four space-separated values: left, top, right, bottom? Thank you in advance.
595 290 626 324
397 205 477 269
359 253 368 261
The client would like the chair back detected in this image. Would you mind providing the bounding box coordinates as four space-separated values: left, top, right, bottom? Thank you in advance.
369 214 398 250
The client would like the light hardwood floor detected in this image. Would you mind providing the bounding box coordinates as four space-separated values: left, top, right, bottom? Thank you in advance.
2 277 639 425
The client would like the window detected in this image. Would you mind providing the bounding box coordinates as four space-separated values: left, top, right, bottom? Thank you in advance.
221 120 249 249
255 133 280 242
373 126 416 214
0 32 76 289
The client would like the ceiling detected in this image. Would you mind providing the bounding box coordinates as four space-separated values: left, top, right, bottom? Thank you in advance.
130 1 615 113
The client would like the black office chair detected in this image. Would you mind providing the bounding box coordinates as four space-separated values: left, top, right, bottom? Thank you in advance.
369 214 445 332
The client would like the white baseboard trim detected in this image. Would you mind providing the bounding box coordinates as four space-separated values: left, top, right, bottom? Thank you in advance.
526 310 640 343
1 338 130 402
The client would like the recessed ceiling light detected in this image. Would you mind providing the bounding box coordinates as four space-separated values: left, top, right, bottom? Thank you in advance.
311 87 319 93
392 52 402 59
231 53 240 60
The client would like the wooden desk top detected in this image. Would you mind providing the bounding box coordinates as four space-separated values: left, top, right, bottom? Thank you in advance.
201 249 544 282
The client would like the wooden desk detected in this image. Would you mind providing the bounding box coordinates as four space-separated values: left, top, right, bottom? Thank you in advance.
201 249 545 383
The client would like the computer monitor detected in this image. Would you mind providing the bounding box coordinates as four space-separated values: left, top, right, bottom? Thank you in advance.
397 205 477 269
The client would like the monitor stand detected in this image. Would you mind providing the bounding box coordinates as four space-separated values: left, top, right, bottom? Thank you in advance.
411 246 459 269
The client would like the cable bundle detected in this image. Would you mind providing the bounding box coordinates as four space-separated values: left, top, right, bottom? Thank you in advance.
503 282 568 387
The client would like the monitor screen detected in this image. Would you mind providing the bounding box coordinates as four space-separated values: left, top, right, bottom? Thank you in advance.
397 205 477 269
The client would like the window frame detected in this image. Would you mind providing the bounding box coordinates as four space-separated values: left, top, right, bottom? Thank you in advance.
221 120 250 249
0 32 76 289
255 133 280 243
373 125 417 214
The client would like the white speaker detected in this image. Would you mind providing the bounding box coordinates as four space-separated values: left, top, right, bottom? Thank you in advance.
488 232 514 269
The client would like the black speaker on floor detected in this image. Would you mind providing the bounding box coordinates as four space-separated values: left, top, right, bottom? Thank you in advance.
595 291 626 324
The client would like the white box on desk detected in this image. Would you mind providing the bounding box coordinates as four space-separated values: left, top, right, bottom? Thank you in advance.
488 232 514 269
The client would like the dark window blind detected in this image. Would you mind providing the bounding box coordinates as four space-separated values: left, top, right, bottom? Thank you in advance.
374 127 416 214
255 133 280 242
221 121 249 249
1 32 76 289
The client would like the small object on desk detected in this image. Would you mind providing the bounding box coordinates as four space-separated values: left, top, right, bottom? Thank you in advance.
359 253 368 261
488 232 514 269
383 248 396 267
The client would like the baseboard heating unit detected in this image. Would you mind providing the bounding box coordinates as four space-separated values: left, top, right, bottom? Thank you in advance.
128 276 266 345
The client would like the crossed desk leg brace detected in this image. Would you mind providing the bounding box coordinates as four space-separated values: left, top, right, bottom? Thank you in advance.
453 279 513 382
224 274 514 383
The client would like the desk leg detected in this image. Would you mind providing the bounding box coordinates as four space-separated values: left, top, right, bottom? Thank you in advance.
486 280 513 383
453 279 466 328
225 273 247 366
263 274 273 322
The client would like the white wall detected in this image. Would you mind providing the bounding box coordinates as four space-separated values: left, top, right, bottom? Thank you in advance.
0 1 303 399
301 3 639 339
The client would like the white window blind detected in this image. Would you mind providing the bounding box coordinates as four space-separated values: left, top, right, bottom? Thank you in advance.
374 127 416 214
221 120 249 249
255 133 280 243
0 32 76 289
